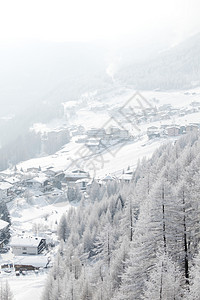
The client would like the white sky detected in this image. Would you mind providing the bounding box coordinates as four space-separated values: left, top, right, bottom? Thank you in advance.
0 0 200 43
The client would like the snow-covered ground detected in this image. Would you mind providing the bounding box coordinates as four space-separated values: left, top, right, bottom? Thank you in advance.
33 88 200 132
0 200 75 299
0 272 47 300
9 198 73 233
2 87 200 299
14 135 170 178
15 88 200 178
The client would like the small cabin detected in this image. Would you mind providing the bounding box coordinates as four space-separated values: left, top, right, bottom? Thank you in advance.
75 178 90 191
65 170 89 182
102 174 116 182
87 128 105 138
186 124 199 134
119 173 133 183
147 126 160 139
167 126 180 136
27 167 41 173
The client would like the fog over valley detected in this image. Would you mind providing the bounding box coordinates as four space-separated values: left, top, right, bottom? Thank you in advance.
1 1 200 299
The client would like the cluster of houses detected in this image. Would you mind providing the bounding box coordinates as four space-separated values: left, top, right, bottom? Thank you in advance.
0 167 91 271
144 100 200 139
67 100 200 147
148 101 200 123
0 167 91 203
69 125 131 151
0 163 133 206
0 161 135 207
0 234 49 271
0 164 133 272
147 123 200 139
108 101 194 125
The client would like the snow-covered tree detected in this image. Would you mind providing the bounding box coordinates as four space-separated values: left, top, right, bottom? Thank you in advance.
0 201 11 243
0 281 13 300
185 249 200 299
57 214 70 242
142 250 183 300
43 133 200 300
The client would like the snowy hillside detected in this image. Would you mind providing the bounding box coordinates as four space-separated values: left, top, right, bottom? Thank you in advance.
41 132 200 299
1 87 200 299
118 33 200 90
15 87 200 178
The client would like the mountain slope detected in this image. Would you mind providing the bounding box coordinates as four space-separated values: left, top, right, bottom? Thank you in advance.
42 132 200 299
117 33 200 90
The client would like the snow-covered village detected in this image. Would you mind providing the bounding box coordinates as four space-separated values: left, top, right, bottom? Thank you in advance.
2 1 200 299
0 86 200 298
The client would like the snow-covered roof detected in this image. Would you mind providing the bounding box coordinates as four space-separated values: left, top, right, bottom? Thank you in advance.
44 166 63 174
4 177 20 184
187 123 199 127
26 175 48 185
72 169 87 174
87 140 100 146
75 135 88 140
167 126 180 130
0 219 9 230
119 174 133 181
87 138 101 142
10 236 44 248
65 170 89 179
0 182 13 190
125 170 133 175
0 169 14 176
50 166 63 173
75 178 90 184
27 167 40 172
33 176 48 184
26 178 42 185
14 255 49 268
51 188 63 196
102 174 116 181
147 126 158 130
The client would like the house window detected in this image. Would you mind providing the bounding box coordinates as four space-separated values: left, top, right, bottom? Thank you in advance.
22 247 27 254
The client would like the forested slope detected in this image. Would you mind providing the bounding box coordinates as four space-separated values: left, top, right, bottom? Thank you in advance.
43 132 200 299
118 33 200 90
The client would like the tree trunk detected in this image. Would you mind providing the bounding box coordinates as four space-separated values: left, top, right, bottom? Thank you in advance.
182 190 189 283
162 186 166 251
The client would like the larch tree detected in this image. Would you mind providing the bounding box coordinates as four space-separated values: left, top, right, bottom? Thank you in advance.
0 281 13 300
142 250 183 300
57 213 70 242
185 249 200 300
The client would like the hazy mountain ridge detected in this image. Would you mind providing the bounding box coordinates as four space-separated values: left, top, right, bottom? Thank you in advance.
0 41 112 146
1 34 200 148
0 41 109 106
117 33 200 90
